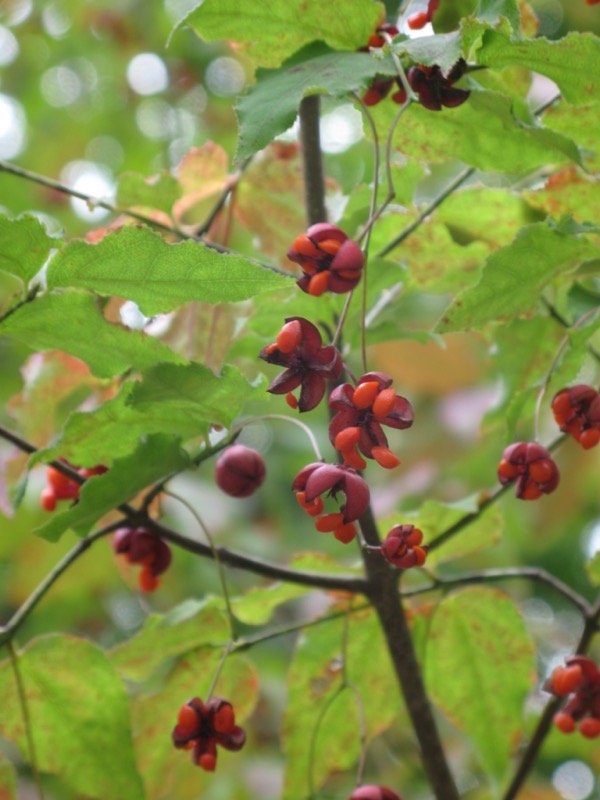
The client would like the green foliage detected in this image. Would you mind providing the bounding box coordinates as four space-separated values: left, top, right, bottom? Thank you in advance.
475 31 600 105
236 48 398 162
425 587 536 784
439 223 599 331
35 363 256 464
177 0 384 69
0 636 144 800
47 225 293 314
0 291 185 379
0 214 56 287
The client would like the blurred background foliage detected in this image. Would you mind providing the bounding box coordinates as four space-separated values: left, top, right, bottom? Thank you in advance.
1 0 600 798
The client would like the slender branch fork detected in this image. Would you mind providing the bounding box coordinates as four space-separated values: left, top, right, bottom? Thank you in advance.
0 419 595 800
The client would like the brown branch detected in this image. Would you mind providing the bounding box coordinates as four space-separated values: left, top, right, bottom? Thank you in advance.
359 506 461 800
299 96 327 225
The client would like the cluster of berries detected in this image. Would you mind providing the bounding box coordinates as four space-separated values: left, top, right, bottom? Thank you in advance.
547 657 600 739
40 461 107 511
172 697 246 771
497 384 600 501
112 526 172 593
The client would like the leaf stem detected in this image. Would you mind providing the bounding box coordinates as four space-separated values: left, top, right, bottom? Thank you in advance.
7 640 45 800
233 414 323 461
165 490 238 641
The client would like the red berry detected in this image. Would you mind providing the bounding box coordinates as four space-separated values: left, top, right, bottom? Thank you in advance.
551 664 583 696
276 320 302 353
579 428 600 449
371 446 400 469
407 10 430 29
579 717 600 738
139 566 160 593
40 487 57 512
215 445 266 498
46 464 80 500
353 380 380 409
554 712 576 733
177 704 199 737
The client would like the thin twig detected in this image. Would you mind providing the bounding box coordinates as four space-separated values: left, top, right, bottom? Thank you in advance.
165 490 238 641
0 424 368 594
195 157 252 236
403 566 591 616
0 522 122 647
7 641 45 800
502 600 600 800
233 414 323 461
375 94 562 259
0 159 188 240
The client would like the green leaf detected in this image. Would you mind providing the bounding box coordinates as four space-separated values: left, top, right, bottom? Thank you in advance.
425 587 536 782
439 223 599 332
475 31 600 106
383 89 581 173
0 291 185 378
36 363 259 465
0 214 58 285
0 635 144 800
236 48 398 163
133 649 258 800
177 0 384 70
116 171 182 214
394 31 463 73
523 173 600 225
128 362 256 423
232 552 362 625
36 434 190 542
476 0 520 31
110 597 229 681
283 609 402 798
46 225 292 315
410 498 502 566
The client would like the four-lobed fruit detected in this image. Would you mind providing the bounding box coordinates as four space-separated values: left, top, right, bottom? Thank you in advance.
113 527 172 592
552 384 600 449
547 656 600 738
329 372 414 470
172 696 246 771
287 223 364 296
408 59 470 111
292 461 370 543
381 524 427 569
497 442 559 500
258 317 343 412
215 445 266 498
